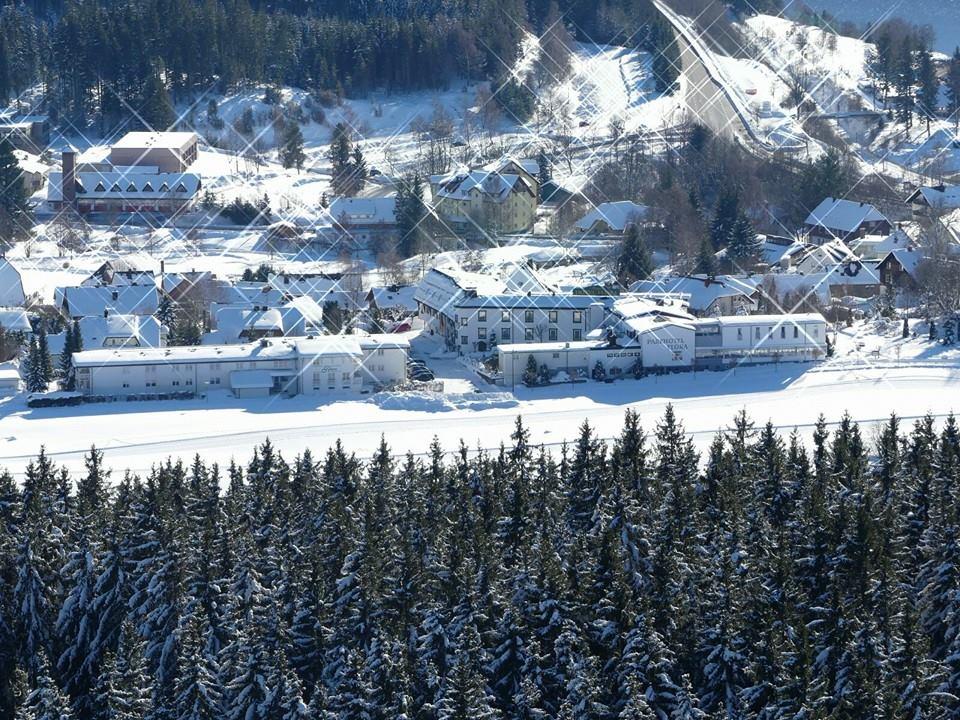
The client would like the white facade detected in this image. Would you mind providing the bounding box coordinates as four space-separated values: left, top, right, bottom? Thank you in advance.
499 312 828 385
499 318 695 387
693 314 827 367
73 335 408 398
453 296 607 353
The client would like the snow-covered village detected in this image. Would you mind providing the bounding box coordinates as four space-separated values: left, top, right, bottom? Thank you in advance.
1 0 960 717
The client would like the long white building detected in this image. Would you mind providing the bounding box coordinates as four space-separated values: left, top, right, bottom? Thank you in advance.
499 312 827 387
73 334 409 399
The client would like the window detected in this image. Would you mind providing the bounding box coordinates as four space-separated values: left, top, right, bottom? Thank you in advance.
525 310 534 323
145 381 157 388
478 310 487 322
573 329 582 341
501 310 510 322
813 328 819 337
549 310 558 323
552 353 560 359
780 326 786 339
127 183 137 192
172 380 180 386
176 183 187 193
573 311 583 323
794 326 799 338
755 327 761 339
377 348 384 355
461 335 468 345
548 328 558 342
186 379 193 386
525 328 534 341
477 327 486 339
95 182 105 192
111 183 121 192
142 182 153 192
122 382 129 388
210 377 220 385
502 327 511 341
737 328 742 340
460 317 468 327
159 183 169 192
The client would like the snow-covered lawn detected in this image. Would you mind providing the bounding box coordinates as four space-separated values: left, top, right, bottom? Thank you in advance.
1 319 958 478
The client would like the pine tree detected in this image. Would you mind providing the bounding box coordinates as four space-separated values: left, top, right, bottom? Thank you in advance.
695 238 718 278
0 137 29 239
616 224 653 286
19 653 75 720
279 123 305 172
139 66 175 131
726 212 759 263
947 47 960 131
709 187 739 250
328 123 353 196
915 46 939 132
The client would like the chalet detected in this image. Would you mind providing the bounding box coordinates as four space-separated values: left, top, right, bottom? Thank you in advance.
82 260 156 287
629 275 759 317
367 285 419 316
878 249 923 291
804 197 891 243
790 239 861 275
0 114 49 152
48 314 166 365
0 308 31 335
905 183 960 217
206 296 325 344
15 150 48 193
429 169 537 235
327 197 399 243
56 284 159 319
573 201 649 235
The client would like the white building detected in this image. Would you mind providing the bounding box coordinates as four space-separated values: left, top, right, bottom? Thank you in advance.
573 201 649 235
206 296 325 344
0 259 25 307
692 314 827 368
73 334 408 399
453 293 608 353
630 275 759 316
498 312 828 386
49 314 165 364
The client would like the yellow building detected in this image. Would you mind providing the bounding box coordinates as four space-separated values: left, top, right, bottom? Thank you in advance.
430 169 537 236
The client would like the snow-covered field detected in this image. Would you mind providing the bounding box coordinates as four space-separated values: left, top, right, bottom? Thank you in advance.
1 319 957 478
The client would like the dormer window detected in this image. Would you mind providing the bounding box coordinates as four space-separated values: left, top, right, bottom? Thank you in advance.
175 182 187 193
111 183 121 192
127 183 137 192
142 182 153 192
94 182 106 192
159 183 169 192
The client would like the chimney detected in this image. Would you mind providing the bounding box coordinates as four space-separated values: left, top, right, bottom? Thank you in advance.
104 308 108 318
62 149 76 207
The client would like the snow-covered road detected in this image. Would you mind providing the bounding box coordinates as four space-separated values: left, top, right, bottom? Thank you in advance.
0 361 956 478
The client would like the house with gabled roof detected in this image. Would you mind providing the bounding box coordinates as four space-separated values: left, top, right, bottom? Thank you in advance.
906 183 960 217
574 201 649 235
804 197 891 243
429 168 537 235
0 259 26 307
56 284 159 318
629 275 759 317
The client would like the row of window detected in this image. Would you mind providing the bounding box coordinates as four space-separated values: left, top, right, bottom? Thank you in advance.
81 180 191 194
462 309 584 325
735 325 820 341
462 327 583 345
132 379 195 389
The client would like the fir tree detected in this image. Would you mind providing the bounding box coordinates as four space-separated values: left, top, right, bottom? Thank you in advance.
616 224 653 286
279 123 305 172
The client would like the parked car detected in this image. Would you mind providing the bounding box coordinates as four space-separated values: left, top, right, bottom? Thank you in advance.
410 368 435 382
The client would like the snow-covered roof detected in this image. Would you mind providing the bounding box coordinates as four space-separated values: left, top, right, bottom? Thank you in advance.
111 131 198 151
49 314 164 356
431 170 534 203
610 295 694 322
907 184 960 210
327 197 397 225
697 313 826 327
73 333 398 368
208 296 325 343
14 150 48 176
368 285 419 312
880 248 924 277
0 259 25 307
794 239 860 269
498 340 599 353
574 201 649 233
47 171 200 202
629 275 758 312
0 307 31 332
57 284 159 317
804 197 887 233
455 293 606 310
